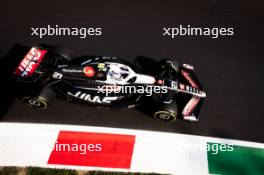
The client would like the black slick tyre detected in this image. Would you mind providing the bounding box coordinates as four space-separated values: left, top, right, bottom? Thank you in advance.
22 97 48 109
153 102 178 122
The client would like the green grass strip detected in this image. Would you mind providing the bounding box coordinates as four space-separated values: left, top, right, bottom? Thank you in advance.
207 142 264 175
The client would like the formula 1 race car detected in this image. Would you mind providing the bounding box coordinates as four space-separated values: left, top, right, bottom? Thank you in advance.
4 44 206 122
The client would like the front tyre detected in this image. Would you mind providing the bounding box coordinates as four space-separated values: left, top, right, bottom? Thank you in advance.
159 58 180 79
153 102 178 122
160 58 180 73
22 97 48 109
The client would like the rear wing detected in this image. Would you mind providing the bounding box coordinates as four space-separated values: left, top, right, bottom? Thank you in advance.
14 46 47 78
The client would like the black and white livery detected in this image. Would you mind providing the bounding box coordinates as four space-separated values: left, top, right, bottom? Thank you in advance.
11 44 206 122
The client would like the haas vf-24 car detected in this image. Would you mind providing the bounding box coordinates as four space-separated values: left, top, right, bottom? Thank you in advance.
10 44 206 122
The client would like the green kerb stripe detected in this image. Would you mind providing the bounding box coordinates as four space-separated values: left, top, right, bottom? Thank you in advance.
207 142 264 175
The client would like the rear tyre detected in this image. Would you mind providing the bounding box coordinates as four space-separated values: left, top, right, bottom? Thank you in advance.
153 101 178 122
22 97 48 109
22 86 55 109
52 45 73 63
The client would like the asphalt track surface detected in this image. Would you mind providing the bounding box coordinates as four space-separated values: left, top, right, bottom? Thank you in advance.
0 0 263 143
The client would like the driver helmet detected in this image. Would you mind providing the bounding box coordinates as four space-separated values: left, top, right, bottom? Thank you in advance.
108 64 122 81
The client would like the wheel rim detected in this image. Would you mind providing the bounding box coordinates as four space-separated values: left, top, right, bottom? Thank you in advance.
159 113 171 120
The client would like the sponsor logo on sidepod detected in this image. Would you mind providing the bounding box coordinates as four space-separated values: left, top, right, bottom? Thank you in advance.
83 66 95 77
68 91 118 104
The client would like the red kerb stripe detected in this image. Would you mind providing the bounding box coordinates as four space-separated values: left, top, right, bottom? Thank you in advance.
48 131 136 169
